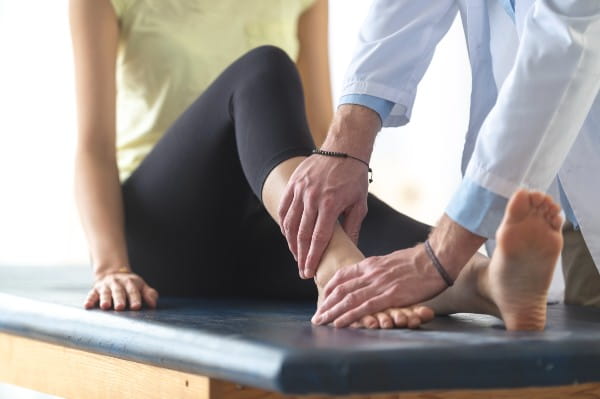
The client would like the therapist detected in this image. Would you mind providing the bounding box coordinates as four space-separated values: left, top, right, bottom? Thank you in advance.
279 0 600 326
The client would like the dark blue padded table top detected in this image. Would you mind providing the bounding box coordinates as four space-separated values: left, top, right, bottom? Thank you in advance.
1 266 600 395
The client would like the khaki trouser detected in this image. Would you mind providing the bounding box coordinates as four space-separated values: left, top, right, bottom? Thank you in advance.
562 222 600 306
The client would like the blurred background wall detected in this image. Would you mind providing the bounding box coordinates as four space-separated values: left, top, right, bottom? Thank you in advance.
0 0 469 268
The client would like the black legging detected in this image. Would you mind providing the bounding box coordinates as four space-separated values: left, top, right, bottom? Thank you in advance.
122 46 430 300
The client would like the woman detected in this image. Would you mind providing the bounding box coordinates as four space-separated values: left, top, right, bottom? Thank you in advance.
71 0 563 331
70 0 434 329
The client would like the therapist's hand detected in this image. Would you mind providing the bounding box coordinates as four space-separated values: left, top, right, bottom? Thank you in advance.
312 214 486 327
278 105 380 279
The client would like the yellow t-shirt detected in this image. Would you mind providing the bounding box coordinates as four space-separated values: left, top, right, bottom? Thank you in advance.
111 0 314 181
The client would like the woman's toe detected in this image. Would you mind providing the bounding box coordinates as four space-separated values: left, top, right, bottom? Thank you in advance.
375 312 393 329
387 308 408 328
361 315 379 329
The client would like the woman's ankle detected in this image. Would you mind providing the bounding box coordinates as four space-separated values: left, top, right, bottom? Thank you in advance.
314 226 364 290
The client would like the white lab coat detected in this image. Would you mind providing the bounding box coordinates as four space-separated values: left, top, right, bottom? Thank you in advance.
341 0 600 272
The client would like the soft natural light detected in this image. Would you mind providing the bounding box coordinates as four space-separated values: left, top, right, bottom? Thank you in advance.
0 0 469 267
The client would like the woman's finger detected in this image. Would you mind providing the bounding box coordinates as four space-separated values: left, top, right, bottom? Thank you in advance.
98 286 113 310
141 284 159 308
110 281 127 311
125 280 142 310
84 288 100 309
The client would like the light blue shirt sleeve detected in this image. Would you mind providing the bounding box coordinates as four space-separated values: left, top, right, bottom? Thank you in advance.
339 94 395 125
446 177 509 239
448 176 580 237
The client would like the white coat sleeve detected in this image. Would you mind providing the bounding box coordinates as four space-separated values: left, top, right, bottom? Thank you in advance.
465 0 600 200
341 0 459 127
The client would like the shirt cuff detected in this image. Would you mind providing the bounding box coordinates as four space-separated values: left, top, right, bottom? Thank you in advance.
339 94 395 125
446 177 509 239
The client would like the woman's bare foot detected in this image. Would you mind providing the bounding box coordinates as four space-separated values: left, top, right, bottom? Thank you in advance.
483 189 563 331
314 225 434 329
262 157 434 329
425 190 563 331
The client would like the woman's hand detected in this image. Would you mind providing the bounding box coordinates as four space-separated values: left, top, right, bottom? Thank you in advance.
84 270 159 311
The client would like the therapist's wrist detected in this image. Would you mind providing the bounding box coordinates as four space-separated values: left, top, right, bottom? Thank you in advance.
322 104 380 162
427 213 487 279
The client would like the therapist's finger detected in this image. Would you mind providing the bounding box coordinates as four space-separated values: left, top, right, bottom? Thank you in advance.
312 284 374 325
297 204 317 273
332 293 391 328
342 202 367 245
277 184 295 233
303 211 337 278
282 193 303 263
322 263 362 298
315 275 368 319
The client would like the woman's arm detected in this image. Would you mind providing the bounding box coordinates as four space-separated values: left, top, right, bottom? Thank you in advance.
296 0 333 147
70 0 157 310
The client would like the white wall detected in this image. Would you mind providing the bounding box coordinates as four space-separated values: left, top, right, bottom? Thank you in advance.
0 0 470 267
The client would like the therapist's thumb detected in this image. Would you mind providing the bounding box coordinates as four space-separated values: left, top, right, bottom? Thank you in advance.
342 202 367 245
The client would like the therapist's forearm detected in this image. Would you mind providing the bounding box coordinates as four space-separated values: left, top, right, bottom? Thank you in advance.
428 214 487 279
322 104 380 162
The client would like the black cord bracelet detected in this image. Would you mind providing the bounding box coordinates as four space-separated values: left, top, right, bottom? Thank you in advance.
312 149 373 183
424 239 454 287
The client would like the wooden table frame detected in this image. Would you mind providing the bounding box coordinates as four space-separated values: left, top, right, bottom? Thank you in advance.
1 332 598 399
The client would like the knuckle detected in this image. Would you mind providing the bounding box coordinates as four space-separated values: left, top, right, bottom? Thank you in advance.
321 196 336 211
305 189 319 204
312 230 330 243
282 220 292 233
297 228 312 241
332 285 347 299
359 205 368 217
344 293 358 306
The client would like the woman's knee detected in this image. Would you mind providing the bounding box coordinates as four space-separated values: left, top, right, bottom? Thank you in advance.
239 45 300 88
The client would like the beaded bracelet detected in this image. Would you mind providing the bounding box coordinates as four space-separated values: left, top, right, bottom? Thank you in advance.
312 149 373 183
